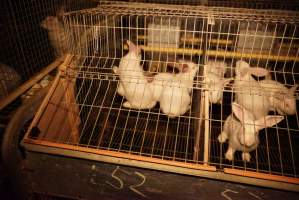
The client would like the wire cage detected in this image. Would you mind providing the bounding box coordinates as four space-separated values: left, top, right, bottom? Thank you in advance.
18 1 299 192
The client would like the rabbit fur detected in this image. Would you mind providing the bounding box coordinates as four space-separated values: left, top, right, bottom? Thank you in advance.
113 40 157 109
234 60 271 119
152 61 198 117
205 60 232 104
259 79 298 115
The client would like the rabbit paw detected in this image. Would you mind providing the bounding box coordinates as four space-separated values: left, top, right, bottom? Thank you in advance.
225 147 235 161
112 66 119 74
218 132 228 143
117 84 125 96
242 153 251 162
123 101 131 108
147 101 157 109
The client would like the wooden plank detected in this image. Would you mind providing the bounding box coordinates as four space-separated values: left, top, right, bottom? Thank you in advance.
23 72 61 139
37 79 72 142
26 152 299 199
0 56 66 111
62 75 80 143
24 54 80 143
224 168 299 184
23 138 216 172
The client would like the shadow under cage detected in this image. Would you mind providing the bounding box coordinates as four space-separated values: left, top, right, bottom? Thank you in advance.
22 2 299 191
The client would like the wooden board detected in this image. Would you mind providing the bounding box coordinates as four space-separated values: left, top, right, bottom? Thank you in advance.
37 77 79 143
25 152 299 200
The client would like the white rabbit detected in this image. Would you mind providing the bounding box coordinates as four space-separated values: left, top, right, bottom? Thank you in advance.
205 74 232 104
155 61 198 118
150 72 174 101
205 60 227 77
41 16 71 57
234 60 271 119
205 61 232 104
218 102 284 162
113 40 157 109
259 79 298 115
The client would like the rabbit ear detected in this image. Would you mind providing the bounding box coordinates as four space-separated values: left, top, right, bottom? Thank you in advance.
232 102 247 123
112 66 119 74
254 116 284 132
127 40 140 55
236 60 250 69
248 67 269 77
182 63 189 72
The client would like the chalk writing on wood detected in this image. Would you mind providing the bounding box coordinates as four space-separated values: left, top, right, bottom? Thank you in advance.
105 166 148 198
130 172 147 198
105 166 129 189
248 192 263 200
221 189 239 200
221 189 263 200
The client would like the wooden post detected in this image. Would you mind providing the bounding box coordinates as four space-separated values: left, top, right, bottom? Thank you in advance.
203 65 210 165
59 55 80 144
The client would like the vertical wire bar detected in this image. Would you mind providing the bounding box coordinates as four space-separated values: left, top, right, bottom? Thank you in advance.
281 24 297 177
229 19 243 168
246 22 260 170
255 23 270 172
84 79 103 146
240 20 250 167
96 69 120 147
193 15 205 163
185 16 197 163
256 22 268 68
117 16 134 151
203 15 213 165
275 24 289 175
248 22 259 65
150 109 161 157
128 15 143 153
93 79 114 147
76 80 95 143
203 64 210 165
139 15 151 155
87 58 111 145
216 18 223 166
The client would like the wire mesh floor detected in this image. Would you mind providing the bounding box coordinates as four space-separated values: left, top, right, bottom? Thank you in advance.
26 56 204 164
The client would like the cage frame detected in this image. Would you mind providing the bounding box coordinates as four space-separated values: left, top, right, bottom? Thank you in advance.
21 2 299 192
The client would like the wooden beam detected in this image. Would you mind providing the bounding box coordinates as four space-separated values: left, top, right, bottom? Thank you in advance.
23 138 217 172
224 168 299 184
